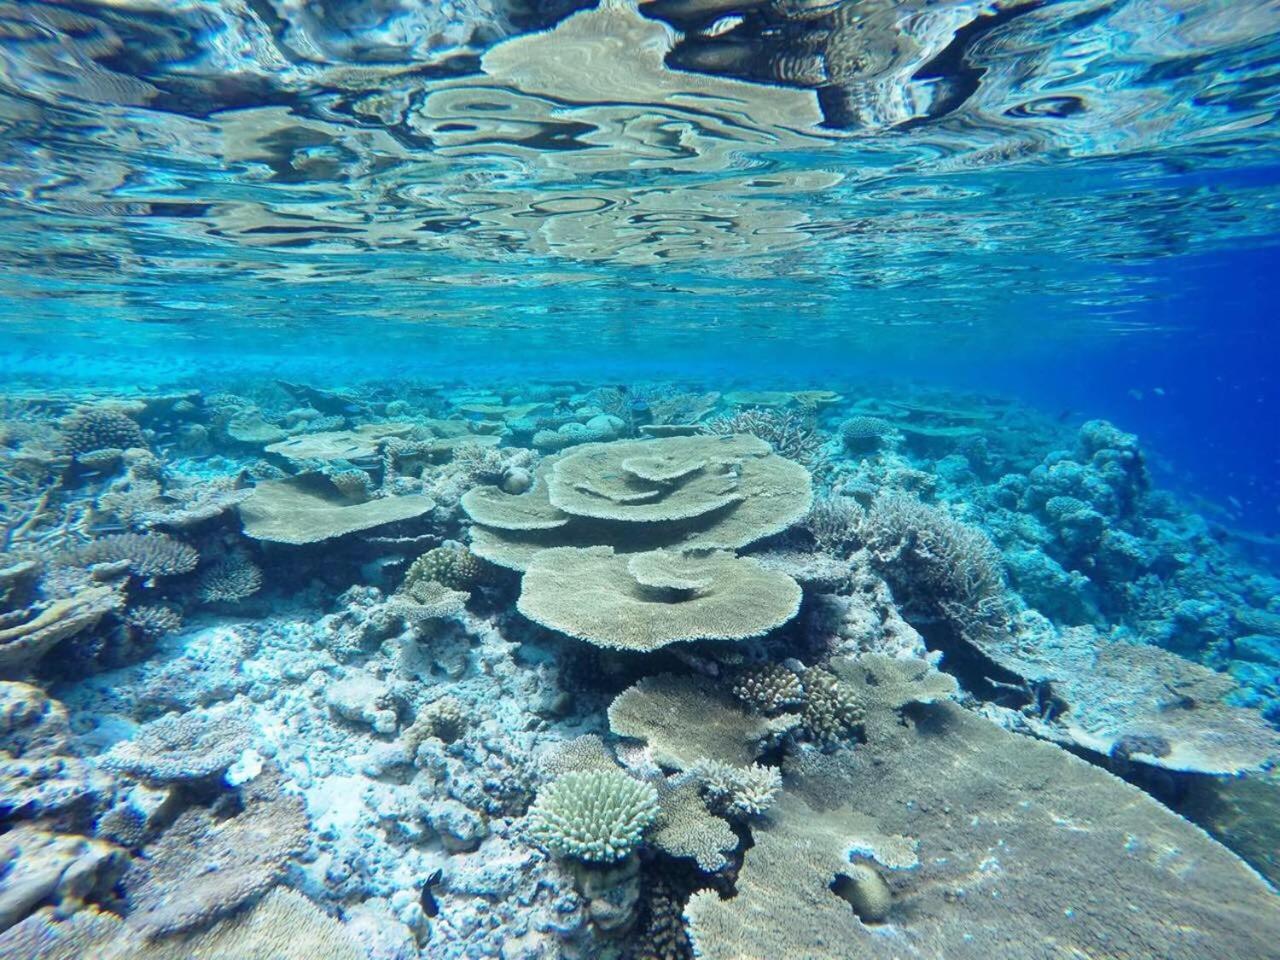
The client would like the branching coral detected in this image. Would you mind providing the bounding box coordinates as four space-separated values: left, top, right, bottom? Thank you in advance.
690 759 782 820
125 604 182 641
527 769 660 864
860 493 1008 633
197 552 263 604
704 408 826 467
798 666 865 747
403 544 482 592
730 663 805 714
66 532 198 579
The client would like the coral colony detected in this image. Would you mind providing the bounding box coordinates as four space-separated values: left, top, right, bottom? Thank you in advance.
0 382 1278 959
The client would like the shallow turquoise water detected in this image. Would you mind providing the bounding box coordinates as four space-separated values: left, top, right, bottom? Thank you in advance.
1 3 1279 959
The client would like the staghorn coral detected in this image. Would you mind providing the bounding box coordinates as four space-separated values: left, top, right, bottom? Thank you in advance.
801 495 863 556
125 604 182 642
527 769 660 864
730 663 805 714
799 667 865 747
704 408 826 467
860 492 1008 632
196 552 263 604
66 532 198 579
101 702 254 786
690 759 782 820
518 547 802 652
403 544 482 592
61 407 146 458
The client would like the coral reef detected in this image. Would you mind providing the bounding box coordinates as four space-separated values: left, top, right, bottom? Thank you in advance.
1 378 1277 960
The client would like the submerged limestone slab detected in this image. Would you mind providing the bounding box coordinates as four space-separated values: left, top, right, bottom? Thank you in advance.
687 670 1280 959
971 625 1280 774
238 476 433 544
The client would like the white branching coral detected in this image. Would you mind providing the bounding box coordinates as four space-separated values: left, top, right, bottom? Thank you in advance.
691 760 782 820
527 769 659 863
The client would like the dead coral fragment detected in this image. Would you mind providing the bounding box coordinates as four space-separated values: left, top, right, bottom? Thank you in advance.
527 769 660 864
0 587 119 673
68 533 198 578
518 547 801 652
124 770 308 937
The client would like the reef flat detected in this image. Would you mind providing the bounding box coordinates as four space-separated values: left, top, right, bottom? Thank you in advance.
1 379 1278 959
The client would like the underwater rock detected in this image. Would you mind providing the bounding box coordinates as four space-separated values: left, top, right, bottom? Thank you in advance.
0 824 128 934
965 618 1280 774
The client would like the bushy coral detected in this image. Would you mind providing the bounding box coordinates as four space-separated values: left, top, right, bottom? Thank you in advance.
704 408 826 467
62 407 146 457
67 533 198 578
196 552 263 603
800 667 865 747
730 663 805 714
839 415 896 452
328 468 372 500
527 769 660 864
860 493 1008 632
404 544 482 592
125 604 182 641
691 759 782 820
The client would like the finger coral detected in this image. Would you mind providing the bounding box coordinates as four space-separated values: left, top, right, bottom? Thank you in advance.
527 769 659 864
